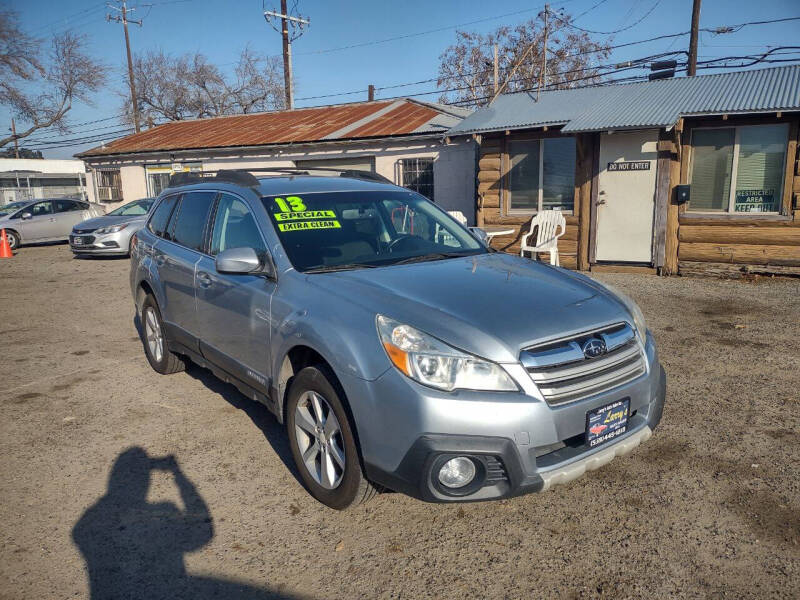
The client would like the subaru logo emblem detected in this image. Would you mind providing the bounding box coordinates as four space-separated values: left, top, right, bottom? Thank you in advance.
582 338 607 359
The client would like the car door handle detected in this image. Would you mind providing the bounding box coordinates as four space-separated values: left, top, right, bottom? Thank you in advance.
197 271 213 288
154 255 166 267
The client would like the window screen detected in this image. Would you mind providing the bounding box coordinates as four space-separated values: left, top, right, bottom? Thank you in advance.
542 137 576 211
507 141 540 211
170 192 216 251
147 195 179 238
734 124 787 212
401 158 435 201
690 128 734 211
210 194 265 255
508 138 575 212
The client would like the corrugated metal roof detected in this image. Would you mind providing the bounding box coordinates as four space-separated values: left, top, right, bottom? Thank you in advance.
79 99 469 158
448 65 800 135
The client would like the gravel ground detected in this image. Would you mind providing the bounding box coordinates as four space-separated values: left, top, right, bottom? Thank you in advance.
1 244 798 600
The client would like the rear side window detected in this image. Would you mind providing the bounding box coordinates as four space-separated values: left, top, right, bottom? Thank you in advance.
170 191 216 252
147 195 179 238
53 199 81 213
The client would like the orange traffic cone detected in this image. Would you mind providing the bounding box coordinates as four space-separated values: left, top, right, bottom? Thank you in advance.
0 229 13 258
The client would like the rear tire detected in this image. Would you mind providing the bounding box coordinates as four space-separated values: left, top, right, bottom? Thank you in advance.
140 294 185 375
286 365 377 509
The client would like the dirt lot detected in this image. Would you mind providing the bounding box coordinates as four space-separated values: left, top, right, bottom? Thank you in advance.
0 243 798 599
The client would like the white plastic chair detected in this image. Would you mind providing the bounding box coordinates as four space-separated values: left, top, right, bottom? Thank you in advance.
520 210 566 266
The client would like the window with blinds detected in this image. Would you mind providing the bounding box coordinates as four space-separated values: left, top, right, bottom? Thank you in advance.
689 124 788 214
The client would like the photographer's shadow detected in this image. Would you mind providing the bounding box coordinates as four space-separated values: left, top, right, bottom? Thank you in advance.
72 447 297 600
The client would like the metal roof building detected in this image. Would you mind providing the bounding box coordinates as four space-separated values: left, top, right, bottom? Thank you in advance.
76 98 478 223
79 99 471 158
449 65 800 136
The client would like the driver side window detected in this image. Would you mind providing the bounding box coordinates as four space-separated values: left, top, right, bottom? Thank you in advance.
210 194 265 256
31 202 53 216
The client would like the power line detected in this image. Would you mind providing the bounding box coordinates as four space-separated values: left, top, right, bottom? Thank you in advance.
26 2 107 34
23 121 131 143
294 1 579 57
552 0 662 35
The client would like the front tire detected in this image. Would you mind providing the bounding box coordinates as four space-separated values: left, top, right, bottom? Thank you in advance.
140 294 185 375
5 230 19 251
286 365 377 509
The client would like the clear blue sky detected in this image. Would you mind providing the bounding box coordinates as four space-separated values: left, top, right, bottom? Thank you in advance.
4 0 800 158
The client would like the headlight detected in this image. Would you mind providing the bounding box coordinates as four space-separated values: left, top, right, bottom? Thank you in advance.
595 281 647 342
376 315 517 392
95 223 129 234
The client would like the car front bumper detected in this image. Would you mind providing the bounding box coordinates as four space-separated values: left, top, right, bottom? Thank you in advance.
340 332 666 503
70 230 132 255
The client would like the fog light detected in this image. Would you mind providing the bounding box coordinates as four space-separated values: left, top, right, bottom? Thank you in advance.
437 456 476 488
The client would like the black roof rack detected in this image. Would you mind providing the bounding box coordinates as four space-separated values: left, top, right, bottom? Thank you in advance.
166 167 392 190
167 170 260 188
246 167 392 184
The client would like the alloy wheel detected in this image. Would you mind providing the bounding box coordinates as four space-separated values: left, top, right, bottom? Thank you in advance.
294 391 346 489
144 307 163 363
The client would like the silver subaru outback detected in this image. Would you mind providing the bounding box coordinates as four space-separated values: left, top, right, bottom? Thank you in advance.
130 170 666 510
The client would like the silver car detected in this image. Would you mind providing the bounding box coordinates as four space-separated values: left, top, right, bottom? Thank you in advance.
0 198 104 250
131 171 666 510
70 197 155 257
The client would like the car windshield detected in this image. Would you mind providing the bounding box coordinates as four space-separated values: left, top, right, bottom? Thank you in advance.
0 201 31 215
107 198 154 216
262 190 485 272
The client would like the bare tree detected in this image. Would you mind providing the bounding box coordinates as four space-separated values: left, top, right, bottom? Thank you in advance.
126 47 285 127
437 10 611 107
0 8 107 147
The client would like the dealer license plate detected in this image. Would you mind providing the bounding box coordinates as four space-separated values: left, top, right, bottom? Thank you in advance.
586 399 630 448
73 236 84 245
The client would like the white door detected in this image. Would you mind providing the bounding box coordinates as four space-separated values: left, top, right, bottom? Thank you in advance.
594 130 658 263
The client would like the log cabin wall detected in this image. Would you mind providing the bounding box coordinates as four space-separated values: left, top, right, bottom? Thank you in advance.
476 130 595 271
671 113 800 277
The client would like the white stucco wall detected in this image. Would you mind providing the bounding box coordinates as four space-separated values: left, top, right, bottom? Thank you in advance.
83 137 477 220
120 165 147 205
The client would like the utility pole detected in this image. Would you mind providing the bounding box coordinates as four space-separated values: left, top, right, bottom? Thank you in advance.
368 84 375 101
537 4 549 100
10 119 19 158
107 0 142 132
687 0 702 76
493 44 499 94
264 1 310 110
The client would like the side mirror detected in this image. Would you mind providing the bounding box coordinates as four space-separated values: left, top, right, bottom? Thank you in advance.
21 212 32 220
215 247 275 279
469 226 490 245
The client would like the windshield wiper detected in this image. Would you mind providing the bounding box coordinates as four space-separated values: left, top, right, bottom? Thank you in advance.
303 262 380 273
390 252 473 266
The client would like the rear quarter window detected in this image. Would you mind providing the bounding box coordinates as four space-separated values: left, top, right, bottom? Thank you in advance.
169 191 217 251
147 195 179 238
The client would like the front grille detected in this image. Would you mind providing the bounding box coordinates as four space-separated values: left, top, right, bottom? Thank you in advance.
71 235 95 245
520 323 646 405
73 228 96 235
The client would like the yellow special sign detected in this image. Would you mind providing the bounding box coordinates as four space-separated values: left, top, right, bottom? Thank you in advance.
278 220 341 232
274 210 337 222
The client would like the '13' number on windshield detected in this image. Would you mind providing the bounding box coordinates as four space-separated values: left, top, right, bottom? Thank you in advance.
275 196 307 213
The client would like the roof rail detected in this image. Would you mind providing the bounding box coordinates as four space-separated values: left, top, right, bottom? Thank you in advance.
167 170 260 188
245 167 393 184
166 167 393 190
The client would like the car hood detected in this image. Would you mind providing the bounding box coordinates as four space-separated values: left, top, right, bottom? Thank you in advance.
305 252 630 363
74 214 145 230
